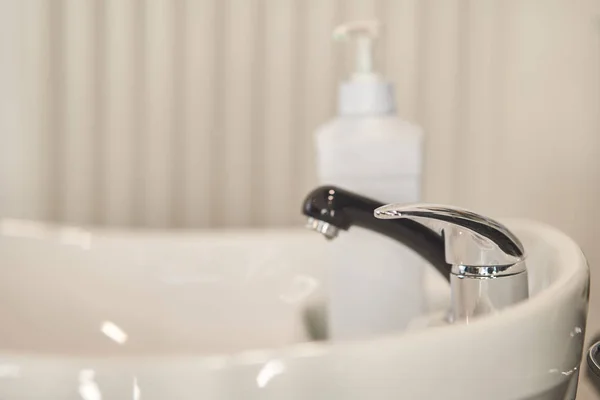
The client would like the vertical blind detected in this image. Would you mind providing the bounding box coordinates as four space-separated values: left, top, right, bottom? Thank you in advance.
10 0 431 228
2 0 600 241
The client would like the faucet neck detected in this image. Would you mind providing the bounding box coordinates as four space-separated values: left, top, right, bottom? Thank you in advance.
450 268 528 322
302 186 450 281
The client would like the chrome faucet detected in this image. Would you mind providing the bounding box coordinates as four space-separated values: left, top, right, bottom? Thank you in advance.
375 203 528 322
302 185 529 324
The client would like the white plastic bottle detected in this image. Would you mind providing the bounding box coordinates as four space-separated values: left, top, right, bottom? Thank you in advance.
315 21 425 340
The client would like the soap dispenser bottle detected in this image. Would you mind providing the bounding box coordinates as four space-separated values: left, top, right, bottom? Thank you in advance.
314 20 425 340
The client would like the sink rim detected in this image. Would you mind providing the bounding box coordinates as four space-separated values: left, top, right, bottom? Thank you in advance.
0 217 587 364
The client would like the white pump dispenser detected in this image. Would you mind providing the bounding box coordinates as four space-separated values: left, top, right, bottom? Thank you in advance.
332 21 394 115
315 20 426 341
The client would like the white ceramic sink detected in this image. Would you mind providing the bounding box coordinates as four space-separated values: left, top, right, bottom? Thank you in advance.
0 218 589 399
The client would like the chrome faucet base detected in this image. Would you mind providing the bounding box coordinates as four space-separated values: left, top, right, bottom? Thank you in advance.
450 270 529 322
374 203 529 324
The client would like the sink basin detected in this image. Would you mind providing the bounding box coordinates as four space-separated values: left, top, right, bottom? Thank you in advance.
0 218 589 399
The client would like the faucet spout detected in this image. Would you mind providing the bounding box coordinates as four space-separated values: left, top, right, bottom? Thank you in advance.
301 185 450 280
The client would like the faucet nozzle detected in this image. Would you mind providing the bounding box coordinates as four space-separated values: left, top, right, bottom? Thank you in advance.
306 217 339 240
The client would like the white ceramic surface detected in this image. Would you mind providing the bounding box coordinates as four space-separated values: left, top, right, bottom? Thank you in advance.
0 218 589 399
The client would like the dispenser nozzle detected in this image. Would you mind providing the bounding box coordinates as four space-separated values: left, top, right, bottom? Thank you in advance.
333 20 380 75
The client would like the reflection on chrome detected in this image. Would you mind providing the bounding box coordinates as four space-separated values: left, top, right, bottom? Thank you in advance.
78 369 102 400
101 321 128 344
256 359 285 388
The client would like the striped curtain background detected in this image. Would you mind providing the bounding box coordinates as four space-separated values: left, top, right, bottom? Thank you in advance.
1 0 599 239
5 0 428 229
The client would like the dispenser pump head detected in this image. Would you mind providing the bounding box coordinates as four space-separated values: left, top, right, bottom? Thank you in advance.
333 20 380 77
333 20 395 115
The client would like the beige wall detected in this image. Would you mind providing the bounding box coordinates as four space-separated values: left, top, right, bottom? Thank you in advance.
2 0 599 230
2 1 600 393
